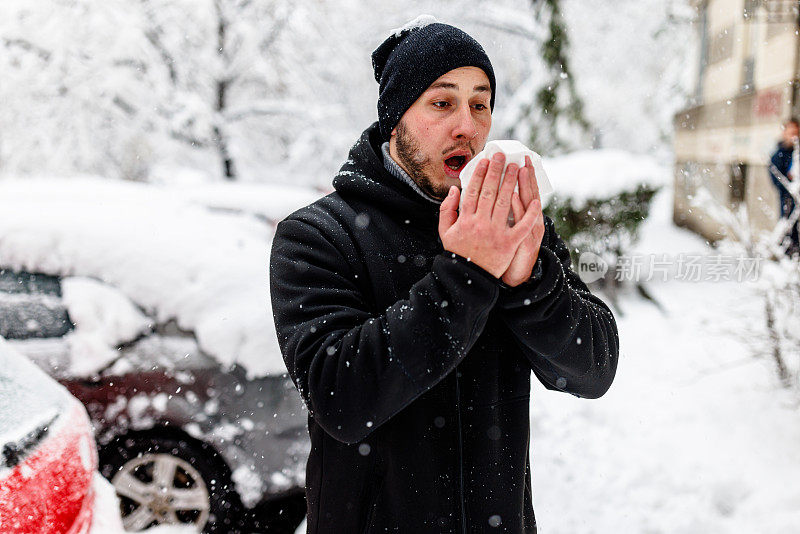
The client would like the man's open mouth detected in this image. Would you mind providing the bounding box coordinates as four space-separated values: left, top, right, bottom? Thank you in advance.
445 155 467 171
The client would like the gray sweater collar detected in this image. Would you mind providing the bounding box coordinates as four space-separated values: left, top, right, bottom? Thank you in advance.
381 142 441 205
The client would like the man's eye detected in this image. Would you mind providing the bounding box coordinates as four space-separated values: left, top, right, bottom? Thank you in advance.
433 101 450 109
473 103 488 111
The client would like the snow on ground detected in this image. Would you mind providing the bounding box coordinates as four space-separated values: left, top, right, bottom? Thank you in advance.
0 177 320 378
529 184 800 532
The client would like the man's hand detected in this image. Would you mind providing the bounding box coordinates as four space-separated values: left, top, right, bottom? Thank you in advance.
438 153 539 279
501 156 545 287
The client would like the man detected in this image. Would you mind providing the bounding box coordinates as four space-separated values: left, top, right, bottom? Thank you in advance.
270 20 618 533
769 117 800 256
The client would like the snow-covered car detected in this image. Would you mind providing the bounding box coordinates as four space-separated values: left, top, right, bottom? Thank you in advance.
0 338 97 534
0 178 319 532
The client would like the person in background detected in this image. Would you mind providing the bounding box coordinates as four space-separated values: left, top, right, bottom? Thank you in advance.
769 117 800 256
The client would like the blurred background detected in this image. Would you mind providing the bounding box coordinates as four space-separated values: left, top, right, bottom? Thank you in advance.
3 1 800 533
0 0 693 186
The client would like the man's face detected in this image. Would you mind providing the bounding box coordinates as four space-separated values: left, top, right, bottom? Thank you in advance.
784 122 799 145
389 66 492 200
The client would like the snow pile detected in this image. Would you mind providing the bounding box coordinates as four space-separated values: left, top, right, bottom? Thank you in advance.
89 474 127 533
61 276 152 376
0 177 320 377
543 148 669 209
166 181 323 224
91 474 196 533
231 464 264 508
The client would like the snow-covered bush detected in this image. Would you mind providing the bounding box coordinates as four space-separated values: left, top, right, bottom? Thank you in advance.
759 260 800 388
543 149 668 302
547 183 660 270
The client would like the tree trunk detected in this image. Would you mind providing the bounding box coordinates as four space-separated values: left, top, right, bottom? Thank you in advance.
214 0 236 180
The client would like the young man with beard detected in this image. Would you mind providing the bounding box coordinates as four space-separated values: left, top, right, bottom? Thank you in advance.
270 20 619 534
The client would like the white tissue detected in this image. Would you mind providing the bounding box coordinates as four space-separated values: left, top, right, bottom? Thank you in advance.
458 140 553 208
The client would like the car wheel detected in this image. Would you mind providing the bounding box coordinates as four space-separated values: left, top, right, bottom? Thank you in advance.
100 433 244 533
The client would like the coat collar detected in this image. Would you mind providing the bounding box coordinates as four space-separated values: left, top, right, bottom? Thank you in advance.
333 122 441 230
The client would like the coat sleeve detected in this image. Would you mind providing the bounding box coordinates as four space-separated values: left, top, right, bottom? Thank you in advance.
269 217 501 444
496 216 619 399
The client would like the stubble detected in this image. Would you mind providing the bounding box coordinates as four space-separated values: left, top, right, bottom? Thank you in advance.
395 120 450 201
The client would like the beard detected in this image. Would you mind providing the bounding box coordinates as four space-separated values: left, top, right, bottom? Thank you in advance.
394 119 478 201
395 120 451 201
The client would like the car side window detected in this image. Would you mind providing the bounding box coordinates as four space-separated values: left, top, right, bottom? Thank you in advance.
0 270 74 339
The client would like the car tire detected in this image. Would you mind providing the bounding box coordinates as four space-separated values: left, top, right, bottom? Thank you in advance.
99 432 244 533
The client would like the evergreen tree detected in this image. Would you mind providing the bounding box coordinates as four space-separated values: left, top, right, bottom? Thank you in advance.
529 0 591 153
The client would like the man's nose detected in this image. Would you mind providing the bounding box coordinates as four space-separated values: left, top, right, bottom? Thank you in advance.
452 104 477 140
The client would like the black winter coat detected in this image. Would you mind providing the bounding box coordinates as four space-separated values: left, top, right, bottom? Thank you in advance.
269 123 619 534
770 141 794 194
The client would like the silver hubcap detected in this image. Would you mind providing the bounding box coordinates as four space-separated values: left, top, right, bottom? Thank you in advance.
112 452 211 531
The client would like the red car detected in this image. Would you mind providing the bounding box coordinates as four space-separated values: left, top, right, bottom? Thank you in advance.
0 338 98 534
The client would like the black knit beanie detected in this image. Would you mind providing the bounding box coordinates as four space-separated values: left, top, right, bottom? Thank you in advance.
372 21 496 141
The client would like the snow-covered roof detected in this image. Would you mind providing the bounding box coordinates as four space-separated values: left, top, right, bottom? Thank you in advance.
0 177 321 378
